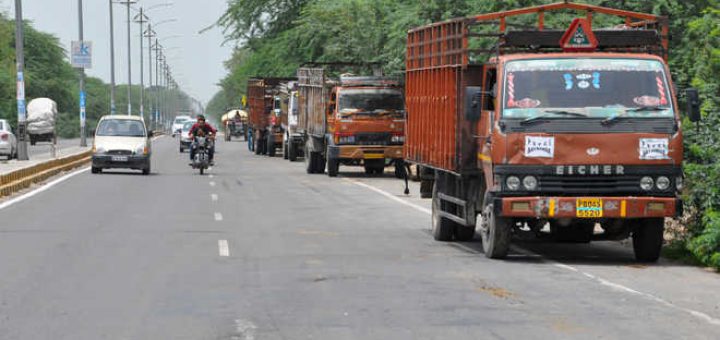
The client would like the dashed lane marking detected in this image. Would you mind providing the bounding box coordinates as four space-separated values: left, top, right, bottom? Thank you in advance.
218 240 230 257
348 178 720 327
211 194 218 202
214 212 223 221
209 181 216 187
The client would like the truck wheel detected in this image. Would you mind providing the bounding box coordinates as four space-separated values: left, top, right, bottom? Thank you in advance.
480 204 511 259
632 218 664 262
267 135 276 157
283 141 289 159
315 153 326 174
289 143 298 162
254 133 261 155
431 182 454 242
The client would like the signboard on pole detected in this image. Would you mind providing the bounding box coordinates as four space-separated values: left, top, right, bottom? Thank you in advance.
17 71 26 122
79 91 87 125
71 41 93 69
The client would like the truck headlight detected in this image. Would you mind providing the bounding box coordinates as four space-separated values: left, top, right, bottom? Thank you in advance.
506 176 521 191
523 176 538 190
676 176 684 190
338 136 355 144
640 176 654 191
391 135 405 144
656 176 670 190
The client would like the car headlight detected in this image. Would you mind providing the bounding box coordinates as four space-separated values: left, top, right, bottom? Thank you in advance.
93 146 106 154
656 176 670 190
391 135 405 144
135 146 148 155
506 176 521 191
676 176 684 190
523 176 538 190
640 176 654 191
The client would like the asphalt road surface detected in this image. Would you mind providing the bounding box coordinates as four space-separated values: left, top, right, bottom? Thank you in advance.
0 136 718 339
26 138 89 158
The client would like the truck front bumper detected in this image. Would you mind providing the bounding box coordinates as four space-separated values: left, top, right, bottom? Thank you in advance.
328 145 403 160
497 196 681 219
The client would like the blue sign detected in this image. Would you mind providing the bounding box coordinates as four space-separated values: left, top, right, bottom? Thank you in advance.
79 91 86 123
71 41 93 69
17 71 26 122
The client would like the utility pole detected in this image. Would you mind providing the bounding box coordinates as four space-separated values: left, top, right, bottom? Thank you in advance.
134 8 148 121
124 0 135 115
14 0 28 160
78 0 87 147
144 23 155 128
109 0 116 115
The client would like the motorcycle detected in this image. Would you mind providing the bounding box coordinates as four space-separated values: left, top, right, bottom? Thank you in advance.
190 136 213 175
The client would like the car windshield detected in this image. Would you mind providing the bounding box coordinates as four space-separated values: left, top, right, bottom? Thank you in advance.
96 119 146 137
338 89 404 114
182 121 195 131
502 58 674 119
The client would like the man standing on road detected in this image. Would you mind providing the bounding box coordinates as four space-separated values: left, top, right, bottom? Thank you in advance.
188 115 217 165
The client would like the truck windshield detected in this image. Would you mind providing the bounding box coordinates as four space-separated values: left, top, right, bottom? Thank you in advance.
97 119 146 137
338 89 404 115
502 58 674 119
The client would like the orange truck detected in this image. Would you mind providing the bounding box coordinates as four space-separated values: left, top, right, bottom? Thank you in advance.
297 67 406 177
247 77 296 156
404 2 702 261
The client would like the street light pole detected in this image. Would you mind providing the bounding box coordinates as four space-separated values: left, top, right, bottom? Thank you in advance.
14 0 28 160
144 23 155 128
78 0 87 147
134 8 148 121
109 0 116 115
125 0 133 115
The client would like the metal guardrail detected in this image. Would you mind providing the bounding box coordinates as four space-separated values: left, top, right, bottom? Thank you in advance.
0 150 92 197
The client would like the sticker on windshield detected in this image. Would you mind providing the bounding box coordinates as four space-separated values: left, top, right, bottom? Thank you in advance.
633 96 661 107
639 138 669 160
525 136 555 158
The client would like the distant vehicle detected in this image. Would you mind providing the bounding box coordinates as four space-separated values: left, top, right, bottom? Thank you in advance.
179 120 196 153
247 77 296 157
26 98 57 145
172 115 192 137
0 119 18 160
221 110 247 142
91 115 153 175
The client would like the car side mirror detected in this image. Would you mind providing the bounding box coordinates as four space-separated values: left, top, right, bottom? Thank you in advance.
686 88 701 123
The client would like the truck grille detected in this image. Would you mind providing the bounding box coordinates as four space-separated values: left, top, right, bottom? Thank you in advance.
538 175 644 195
355 133 390 146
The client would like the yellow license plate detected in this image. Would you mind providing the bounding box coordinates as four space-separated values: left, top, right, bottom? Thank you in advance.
363 153 384 159
576 198 603 218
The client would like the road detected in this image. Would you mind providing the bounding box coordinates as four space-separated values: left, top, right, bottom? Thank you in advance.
26 138 89 158
0 136 718 339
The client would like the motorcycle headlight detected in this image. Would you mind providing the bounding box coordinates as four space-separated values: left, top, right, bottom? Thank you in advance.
640 176 654 191
506 176 521 191
656 176 670 190
523 176 538 190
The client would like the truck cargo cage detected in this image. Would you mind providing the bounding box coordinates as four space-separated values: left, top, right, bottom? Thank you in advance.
406 1 669 71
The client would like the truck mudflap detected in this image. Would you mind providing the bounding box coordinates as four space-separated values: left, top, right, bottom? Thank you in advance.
496 196 681 219
328 145 403 160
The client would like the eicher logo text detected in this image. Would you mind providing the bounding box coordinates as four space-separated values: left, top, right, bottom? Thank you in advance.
556 165 625 176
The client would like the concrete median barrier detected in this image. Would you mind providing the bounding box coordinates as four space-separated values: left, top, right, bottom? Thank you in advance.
0 150 92 198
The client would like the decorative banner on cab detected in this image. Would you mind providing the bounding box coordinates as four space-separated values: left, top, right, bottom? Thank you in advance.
525 136 555 158
639 138 669 160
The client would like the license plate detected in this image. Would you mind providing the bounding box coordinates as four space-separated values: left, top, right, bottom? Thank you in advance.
576 198 603 218
364 153 384 159
111 155 129 162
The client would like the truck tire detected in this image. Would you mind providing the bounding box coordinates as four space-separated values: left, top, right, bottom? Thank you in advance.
454 224 476 242
431 181 454 242
283 141 289 159
315 153 326 174
289 142 298 162
267 134 276 157
480 204 511 259
305 145 320 174
254 132 262 155
632 218 664 262
327 155 339 177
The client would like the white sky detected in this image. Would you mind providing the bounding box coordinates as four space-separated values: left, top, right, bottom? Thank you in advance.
0 0 235 105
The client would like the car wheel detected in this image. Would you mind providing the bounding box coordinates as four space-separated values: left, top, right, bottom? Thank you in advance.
91 167 101 174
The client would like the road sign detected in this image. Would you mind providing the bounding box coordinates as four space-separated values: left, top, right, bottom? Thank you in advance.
71 41 93 69
17 71 26 122
79 91 87 124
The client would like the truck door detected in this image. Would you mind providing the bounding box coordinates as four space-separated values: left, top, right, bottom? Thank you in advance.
479 64 497 190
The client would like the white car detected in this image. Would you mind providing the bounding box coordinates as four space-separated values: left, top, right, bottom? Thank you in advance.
179 120 196 153
91 115 152 175
172 115 192 137
0 119 17 159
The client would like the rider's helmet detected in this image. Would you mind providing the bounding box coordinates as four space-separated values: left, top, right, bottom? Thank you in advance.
196 114 206 123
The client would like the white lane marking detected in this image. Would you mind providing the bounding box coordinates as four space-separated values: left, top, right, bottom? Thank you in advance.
234 319 257 340
214 212 223 221
209 174 214 179
0 167 90 211
351 179 720 327
211 194 218 202
209 181 216 187
218 240 230 257
344 178 431 215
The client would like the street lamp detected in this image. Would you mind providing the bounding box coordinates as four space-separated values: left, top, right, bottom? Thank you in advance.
14 0 28 160
113 0 138 116
133 9 148 120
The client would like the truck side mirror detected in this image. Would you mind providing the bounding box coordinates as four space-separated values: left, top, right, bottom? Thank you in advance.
686 88 701 123
274 108 281 116
464 86 483 121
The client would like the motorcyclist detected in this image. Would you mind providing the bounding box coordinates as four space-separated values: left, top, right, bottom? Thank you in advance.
188 115 217 165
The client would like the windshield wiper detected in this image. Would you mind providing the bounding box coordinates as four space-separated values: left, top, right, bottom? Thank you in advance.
520 110 588 126
601 106 670 126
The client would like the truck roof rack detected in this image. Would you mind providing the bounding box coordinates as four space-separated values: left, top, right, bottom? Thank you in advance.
407 1 669 71
339 75 400 87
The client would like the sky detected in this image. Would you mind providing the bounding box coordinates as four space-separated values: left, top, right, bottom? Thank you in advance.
0 0 235 105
